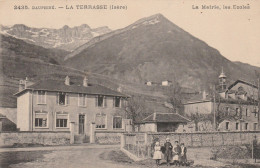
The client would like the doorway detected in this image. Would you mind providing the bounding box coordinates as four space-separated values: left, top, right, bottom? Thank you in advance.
79 114 85 134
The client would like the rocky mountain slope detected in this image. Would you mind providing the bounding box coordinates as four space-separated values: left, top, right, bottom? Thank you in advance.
64 14 259 90
0 24 111 51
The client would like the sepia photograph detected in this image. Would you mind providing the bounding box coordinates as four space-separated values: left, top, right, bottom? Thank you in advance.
0 0 259 167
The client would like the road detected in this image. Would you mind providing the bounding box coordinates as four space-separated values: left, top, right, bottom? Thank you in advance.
1 145 138 168
0 144 227 168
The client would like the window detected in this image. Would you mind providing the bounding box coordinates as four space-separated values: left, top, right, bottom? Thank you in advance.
254 123 258 130
37 91 46 104
225 107 230 115
98 96 103 107
113 116 122 129
35 112 47 127
57 92 69 105
96 96 106 107
245 108 248 117
56 113 68 128
253 108 258 117
78 94 87 107
236 108 239 116
114 97 121 108
245 123 248 130
225 122 229 130
236 123 239 130
95 113 106 129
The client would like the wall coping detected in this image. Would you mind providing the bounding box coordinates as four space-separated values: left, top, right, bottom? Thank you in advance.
95 130 126 133
147 131 260 135
0 131 70 133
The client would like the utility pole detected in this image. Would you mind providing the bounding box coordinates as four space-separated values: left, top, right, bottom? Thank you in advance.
213 85 216 131
257 77 260 130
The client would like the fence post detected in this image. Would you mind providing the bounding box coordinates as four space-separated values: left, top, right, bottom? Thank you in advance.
69 122 75 144
90 122 96 143
191 133 193 147
222 134 224 145
120 133 125 149
144 133 150 157
212 135 214 147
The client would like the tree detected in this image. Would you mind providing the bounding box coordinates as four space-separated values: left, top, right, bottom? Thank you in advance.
165 80 184 115
124 95 147 131
188 112 213 131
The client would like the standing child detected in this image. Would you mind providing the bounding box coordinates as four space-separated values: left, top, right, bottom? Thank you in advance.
180 143 187 166
164 138 173 166
172 141 181 166
153 141 162 166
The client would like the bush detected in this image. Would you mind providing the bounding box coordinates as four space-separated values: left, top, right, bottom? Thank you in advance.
212 145 251 160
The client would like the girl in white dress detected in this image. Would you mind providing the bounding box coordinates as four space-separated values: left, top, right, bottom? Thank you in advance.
153 141 162 166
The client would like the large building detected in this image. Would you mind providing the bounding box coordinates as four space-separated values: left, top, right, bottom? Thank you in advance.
184 70 259 132
14 76 131 136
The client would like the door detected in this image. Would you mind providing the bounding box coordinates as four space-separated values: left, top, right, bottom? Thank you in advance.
79 115 85 134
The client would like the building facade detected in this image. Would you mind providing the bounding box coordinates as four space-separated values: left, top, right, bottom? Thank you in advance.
135 112 190 132
14 76 130 136
183 71 259 132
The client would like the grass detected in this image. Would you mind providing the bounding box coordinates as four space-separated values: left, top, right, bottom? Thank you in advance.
0 151 50 168
99 150 134 164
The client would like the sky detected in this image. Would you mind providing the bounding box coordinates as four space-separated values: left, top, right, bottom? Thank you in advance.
0 0 259 67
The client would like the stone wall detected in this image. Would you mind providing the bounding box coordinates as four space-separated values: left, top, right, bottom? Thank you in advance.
147 131 260 147
0 131 70 147
95 131 125 144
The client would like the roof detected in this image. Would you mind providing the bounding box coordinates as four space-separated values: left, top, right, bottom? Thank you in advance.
142 112 190 123
0 113 6 118
228 79 258 90
14 79 129 97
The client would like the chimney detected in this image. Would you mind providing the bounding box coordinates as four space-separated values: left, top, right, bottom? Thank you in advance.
19 80 25 91
65 76 70 85
117 86 122 92
202 90 207 100
83 76 88 87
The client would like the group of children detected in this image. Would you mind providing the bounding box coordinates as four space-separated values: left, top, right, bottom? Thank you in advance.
153 138 187 166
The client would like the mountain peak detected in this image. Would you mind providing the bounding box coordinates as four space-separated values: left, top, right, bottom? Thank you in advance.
62 25 70 29
12 24 29 30
130 13 169 27
80 24 90 27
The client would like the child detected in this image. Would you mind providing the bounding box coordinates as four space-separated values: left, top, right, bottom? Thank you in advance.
172 141 181 166
153 141 162 166
180 143 187 166
164 138 173 166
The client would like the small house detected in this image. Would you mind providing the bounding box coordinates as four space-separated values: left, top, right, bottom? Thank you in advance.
135 112 190 132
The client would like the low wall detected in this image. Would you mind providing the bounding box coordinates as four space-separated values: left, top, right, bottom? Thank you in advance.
147 131 260 147
95 131 125 144
0 131 70 147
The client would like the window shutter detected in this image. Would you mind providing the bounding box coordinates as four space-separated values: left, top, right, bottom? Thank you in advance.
113 97 115 108
85 94 87 107
66 94 69 105
120 98 123 108
56 93 59 104
95 95 98 107
104 96 107 107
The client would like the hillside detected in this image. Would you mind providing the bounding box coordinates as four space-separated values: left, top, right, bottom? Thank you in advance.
0 34 69 64
0 34 167 107
1 24 111 51
64 14 259 90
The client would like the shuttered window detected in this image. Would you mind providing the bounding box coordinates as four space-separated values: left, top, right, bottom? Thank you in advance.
78 94 87 107
95 113 106 129
35 112 47 127
37 91 46 104
114 97 121 108
57 92 69 105
113 116 122 129
56 113 68 128
97 95 106 107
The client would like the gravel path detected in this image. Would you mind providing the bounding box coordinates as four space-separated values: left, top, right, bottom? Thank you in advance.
0 145 226 168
